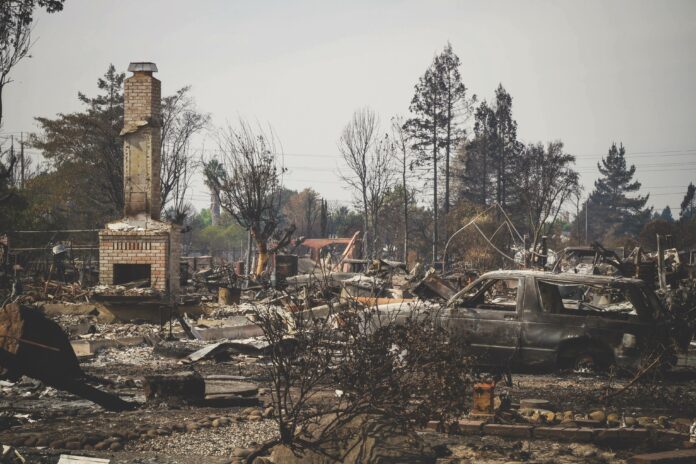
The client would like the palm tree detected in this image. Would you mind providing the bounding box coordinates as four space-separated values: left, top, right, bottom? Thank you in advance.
203 158 224 226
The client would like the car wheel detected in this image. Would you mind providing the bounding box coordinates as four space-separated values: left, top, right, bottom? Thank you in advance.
573 353 597 373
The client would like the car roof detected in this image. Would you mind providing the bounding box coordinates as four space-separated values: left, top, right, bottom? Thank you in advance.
478 269 647 286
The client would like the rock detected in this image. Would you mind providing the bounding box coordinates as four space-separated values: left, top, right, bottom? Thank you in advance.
146 429 159 438
109 441 123 451
157 428 171 436
570 443 597 458
249 415 263 422
544 411 556 423
49 440 65 449
23 436 38 447
65 441 82 450
212 419 222 427
589 411 606 422
83 434 103 445
673 418 693 432
607 413 620 426
624 417 637 427
94 441 110 451
520 399 553 411
185 422 199 432
637 416 653 427
35 436 50 447
231 447 253 458
563 411 574 421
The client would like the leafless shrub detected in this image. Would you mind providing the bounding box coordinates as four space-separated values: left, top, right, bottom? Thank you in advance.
248 293 474 461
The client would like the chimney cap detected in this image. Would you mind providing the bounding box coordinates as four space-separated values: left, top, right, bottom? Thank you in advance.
128 62 158 73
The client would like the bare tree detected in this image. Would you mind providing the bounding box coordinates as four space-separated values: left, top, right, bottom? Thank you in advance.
160 86 209 222
518 141 580 251
391 116 414 262
366 135 396 257
0 0 65 127
205 120 292 277
0 23 29 130
339 108 393 258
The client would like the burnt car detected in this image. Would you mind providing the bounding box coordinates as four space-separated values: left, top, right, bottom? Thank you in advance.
435 270 669 372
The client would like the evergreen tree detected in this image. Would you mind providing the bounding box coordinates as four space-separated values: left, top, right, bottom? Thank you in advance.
457 84 520 212
586 143 650 240
660 205 674 222
32 65 126 224
405 62 442 262
459 100 496 205
680 182 695 220
435 42 469 216
405 42 470 262
492 84 522 210
320 199 328 237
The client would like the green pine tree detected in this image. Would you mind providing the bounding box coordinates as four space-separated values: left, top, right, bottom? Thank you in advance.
659 205 674 222
404 42 470 261
680 182 695 220
587 143 651 240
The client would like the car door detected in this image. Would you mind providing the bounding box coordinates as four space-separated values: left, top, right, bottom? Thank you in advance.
519 277 586 369
447 277 523 368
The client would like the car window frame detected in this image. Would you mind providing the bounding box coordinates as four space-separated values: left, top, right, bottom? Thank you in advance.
456 277 522 312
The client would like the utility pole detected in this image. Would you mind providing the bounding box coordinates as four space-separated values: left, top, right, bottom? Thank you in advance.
9 135 14 185
585 199 589 245
20 132 24 189
656 234 667 290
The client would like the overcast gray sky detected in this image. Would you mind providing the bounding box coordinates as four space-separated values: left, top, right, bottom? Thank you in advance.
3 0 695 215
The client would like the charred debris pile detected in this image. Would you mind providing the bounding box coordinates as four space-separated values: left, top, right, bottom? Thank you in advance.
1 235 696 463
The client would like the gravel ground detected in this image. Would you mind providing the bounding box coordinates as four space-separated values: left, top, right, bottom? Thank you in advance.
125 419 278 456
446 436 627 463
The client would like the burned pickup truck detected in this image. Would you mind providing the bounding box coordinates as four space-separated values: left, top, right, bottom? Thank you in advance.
438 270 669 372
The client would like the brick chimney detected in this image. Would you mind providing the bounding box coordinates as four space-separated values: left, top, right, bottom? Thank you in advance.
121 62 161 220
99 62 180 300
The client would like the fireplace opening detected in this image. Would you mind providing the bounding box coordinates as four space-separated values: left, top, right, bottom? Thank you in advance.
113 263 151 286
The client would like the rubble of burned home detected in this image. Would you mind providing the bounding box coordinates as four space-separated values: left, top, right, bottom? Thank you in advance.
2 58 696 464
